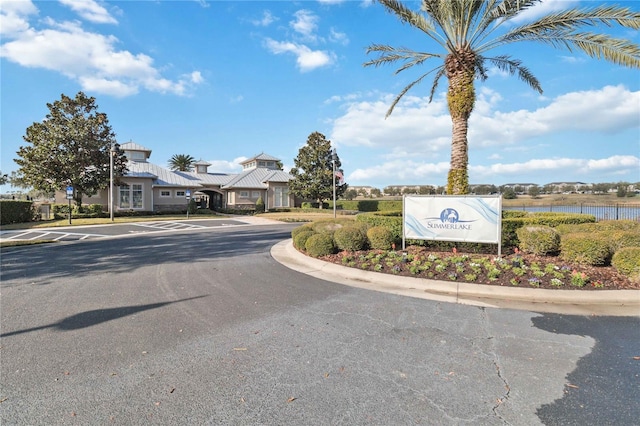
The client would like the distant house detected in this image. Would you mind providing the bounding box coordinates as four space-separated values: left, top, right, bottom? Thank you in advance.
54 142 297 212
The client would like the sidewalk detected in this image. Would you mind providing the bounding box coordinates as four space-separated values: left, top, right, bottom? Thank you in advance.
270 240 640 317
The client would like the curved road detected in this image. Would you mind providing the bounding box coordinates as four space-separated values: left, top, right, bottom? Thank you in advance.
1 223 638 425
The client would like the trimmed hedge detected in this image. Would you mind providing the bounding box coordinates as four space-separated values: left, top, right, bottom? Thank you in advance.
611 247 640 282
334 224 368 251
516 225 560 256
0 200 35 225
560 232 612 266
293 230 316 250
305 233 336 257
356 213 402 243
367 226 395 250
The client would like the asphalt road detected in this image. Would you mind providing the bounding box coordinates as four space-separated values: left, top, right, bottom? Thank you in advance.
1 223 639 425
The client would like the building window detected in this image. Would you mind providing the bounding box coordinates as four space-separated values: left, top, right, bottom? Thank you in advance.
119 184 144 209
160 190 171 197
239 191 249 198
132 184 143 208
130 151 145 161
119 184 130 208
251 191 260 198
176 190 186 197
274 187 289 207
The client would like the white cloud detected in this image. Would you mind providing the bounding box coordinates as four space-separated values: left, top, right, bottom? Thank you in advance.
471 155 640 181
58 0 117 24
328 85 640 186
0 0 38 37
0 4 203 97
252 10 276 27
329 27 349 45
509 0 580 25
264 38 335 72
206 159 243 173
290 10 318 40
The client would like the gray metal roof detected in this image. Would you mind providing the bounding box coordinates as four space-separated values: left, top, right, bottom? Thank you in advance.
241 152 281 164
120 141 152 153
127 161 203 187
221 168 293 189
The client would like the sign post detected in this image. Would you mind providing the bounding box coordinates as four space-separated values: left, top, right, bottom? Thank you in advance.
66 186 74 225
185 189 191 219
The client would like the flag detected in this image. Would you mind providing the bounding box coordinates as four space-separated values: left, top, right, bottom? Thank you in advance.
335 169 344 184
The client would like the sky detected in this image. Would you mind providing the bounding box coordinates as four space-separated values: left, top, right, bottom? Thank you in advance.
1 0 639 194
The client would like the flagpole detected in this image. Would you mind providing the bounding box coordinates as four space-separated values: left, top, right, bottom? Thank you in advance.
332 148 337 219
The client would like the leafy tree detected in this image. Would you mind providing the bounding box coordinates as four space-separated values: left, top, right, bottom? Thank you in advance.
365 0 640 195
168 154 195 172
370 188 382 198
14 92 128 207
528 185 541 198
289 132 347 208
0 171 8 186
345 189 358 200
502 188 517 199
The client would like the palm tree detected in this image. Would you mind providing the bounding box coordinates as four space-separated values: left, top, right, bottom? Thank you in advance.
365 0 640 194
168 154 195 172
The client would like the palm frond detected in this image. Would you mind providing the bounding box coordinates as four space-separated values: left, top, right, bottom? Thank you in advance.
487 55 543 93
364 44 441 72
385 70 438 118
378 0 434 35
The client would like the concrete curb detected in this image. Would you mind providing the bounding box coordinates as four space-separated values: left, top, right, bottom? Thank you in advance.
271 239 640 317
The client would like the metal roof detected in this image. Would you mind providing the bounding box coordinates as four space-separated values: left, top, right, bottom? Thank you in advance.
119 141 152 153
127 161 203 187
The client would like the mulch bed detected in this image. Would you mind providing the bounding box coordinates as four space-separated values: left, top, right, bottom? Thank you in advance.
318 246 639 291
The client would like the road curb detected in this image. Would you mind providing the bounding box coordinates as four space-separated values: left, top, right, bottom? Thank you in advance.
271 239 640 317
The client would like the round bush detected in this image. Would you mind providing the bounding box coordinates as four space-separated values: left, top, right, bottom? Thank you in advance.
367 226 395 250
310 219 354 236
560 232 612 266
516 225 560 256
611 247 640 283
305 233 336 257
334 225 368 252
291 224 313 239
293 230 316 250
609 231 640 252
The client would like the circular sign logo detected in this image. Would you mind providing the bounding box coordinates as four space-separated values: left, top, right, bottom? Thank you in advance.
440 208 459 223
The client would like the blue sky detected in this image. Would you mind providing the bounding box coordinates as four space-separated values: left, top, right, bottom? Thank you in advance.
1 0 639 194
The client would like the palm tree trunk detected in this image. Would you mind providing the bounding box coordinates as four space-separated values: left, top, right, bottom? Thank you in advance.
445 52 475 195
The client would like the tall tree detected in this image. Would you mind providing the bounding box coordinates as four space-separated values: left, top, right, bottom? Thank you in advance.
168 154 195 171
0 171 8 186
289 131 347 208
14 92 128 207
365 0 640 195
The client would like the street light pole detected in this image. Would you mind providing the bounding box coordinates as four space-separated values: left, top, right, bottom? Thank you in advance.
332 148 337 219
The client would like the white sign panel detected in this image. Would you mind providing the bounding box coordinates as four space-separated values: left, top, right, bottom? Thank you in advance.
403 195 501 244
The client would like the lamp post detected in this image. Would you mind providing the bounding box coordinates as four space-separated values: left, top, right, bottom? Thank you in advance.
332 148 337 219
109 142 120 222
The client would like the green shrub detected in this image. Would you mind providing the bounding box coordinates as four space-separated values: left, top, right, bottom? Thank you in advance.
611 247 640 282
255 196 265 214
516 225 561 256
293 230 316 250
367 226 395 250
560 233 612 266
310 218 354 236
334 224 368 251
291 224 313 239
609 231 640 252
0 200 36 225
502 210 528 219
356 213 403 243
305 233 336 257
